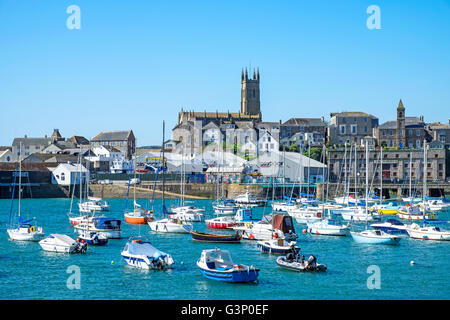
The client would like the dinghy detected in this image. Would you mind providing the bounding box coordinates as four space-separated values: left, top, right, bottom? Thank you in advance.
190 230 242 243
196 248 259 283
257 238 299 255
276 252 327 272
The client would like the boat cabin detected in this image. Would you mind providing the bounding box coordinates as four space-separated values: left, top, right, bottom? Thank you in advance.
200 249 234 270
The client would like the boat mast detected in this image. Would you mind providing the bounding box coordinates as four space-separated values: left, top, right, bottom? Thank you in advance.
365 140 369 230
162 121 166 215
422 139 427 226
380 147 383 205
343 142 347 202
409 151 412 200
354 143 357 201
18 142 22 220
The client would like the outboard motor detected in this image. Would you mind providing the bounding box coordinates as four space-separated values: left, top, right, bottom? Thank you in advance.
306 255 317 270
285 252 294 262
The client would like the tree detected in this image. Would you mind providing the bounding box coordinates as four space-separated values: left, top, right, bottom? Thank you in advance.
289 144 300 153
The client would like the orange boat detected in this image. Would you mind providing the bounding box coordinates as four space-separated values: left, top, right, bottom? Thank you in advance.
124 208 154 224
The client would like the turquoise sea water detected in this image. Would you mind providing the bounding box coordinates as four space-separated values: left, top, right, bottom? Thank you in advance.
1 198 449 300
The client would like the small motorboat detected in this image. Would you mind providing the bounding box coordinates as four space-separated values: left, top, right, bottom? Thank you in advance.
196 248 259 283
190 230 242 243
233 191 267 208
121 236 174 269
39 234 87 253
257 238 299 255
406 223 450 241
205 216 235 229
77 231 108 246
397 204 437 221
307 218 349 236
371 219 408 235
350 229 401 245
74 217 122 239
79 197 110 213
276 251 327 272
213 199 239 215
234 214 298 241
169 207 204 222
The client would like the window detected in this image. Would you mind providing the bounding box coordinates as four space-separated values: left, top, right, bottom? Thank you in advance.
416 130 420 137
364 126 368 133
389 130 393 136
351 124 357 134
61 173 65 181
416 140 421 148
339 125 346 134
408 129 413 136
389 140 393 147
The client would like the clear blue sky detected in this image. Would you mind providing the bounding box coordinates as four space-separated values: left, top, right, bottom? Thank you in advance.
1 0 449 146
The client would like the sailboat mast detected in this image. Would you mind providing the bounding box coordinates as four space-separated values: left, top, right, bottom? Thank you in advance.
354 144 357 200
18 142 22 218
365 141 369 230
409 151 412 199
422 139 427 225
380 147 383 205
162 121 166 212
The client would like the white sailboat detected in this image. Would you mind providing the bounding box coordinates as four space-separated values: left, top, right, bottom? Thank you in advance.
350 141 401 245
147 121 193 233
406 140 450 241
7 143 45 242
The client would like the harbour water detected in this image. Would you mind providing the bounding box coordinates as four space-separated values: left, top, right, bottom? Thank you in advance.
1 198 449 300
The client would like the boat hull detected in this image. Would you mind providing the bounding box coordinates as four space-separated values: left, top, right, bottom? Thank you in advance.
191 231 241 243
124 215 148 224
350 232 400 245
406 230 450 241
7 229 45 241
197 264 259 283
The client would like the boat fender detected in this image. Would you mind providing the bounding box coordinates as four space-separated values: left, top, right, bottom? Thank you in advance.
30 226 35 232
249 234 254 240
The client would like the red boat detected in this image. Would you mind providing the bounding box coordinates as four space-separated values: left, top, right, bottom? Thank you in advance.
136 168 148 173
205 216 235 229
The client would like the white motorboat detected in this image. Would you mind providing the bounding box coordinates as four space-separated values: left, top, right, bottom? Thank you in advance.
397 205 437 221
307 218 349 236
148 217 193 233
234 214 297 241
121 236 174 269
286 205 324 224
213 199 239 215
205 216 236 229
370 219 408 235
169 207 204 222
271 200 296 212
340 206 380 222
233 191 267 207
74 217 122 239
350 229 401 245
79 197 110 213
39 234 87 253
257 238 299 254
406 223 450 241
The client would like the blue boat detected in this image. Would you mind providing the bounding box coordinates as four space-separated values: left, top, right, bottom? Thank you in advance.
196 248 259 283
371 219 408 234
77 231 108 246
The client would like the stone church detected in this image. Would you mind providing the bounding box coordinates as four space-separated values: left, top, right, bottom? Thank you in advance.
171 68 279 157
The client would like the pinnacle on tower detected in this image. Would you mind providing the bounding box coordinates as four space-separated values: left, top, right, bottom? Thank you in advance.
397 99 405 110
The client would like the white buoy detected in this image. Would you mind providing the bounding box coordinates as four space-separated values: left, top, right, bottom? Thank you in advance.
410 260 415 265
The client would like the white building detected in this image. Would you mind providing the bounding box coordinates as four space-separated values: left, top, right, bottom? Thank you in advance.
51 162 89 186
247 151 327 183
0 147 13 163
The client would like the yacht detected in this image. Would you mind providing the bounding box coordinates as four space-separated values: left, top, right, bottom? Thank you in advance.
121 236 174 269
39 234 87 253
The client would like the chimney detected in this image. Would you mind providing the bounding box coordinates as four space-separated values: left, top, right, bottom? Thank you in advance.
24 134 27 138
419 115 424 122
321 116 325 122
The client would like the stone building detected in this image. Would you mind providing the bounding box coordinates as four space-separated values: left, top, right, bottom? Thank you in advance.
171 68 263 157
375 100 430 149
11 129 65 161
427 120 450 149
91 130 136 159
327 112 378 146
280 117 327 142
328 144 446 183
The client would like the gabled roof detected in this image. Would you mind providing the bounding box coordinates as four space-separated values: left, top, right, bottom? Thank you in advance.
12 137 51 147
379 117 424 129
283 118 326 126
91 130 133 142
202 121 220 130
69 136 90 145
330 111 377 119
0 162 58 171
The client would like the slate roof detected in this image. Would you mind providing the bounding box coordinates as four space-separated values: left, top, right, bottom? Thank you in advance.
12 137 51 147
283 118 326 127
379 117 424 129
91 130 133 142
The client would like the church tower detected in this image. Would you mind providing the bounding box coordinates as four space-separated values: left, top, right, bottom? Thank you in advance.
396 99 406 148
241 68 261 117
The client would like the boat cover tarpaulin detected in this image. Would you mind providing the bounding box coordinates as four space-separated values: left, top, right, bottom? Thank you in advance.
128 241 166 260
273 215 295 234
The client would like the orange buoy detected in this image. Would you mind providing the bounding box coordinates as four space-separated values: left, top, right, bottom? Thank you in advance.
302 229 307 234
